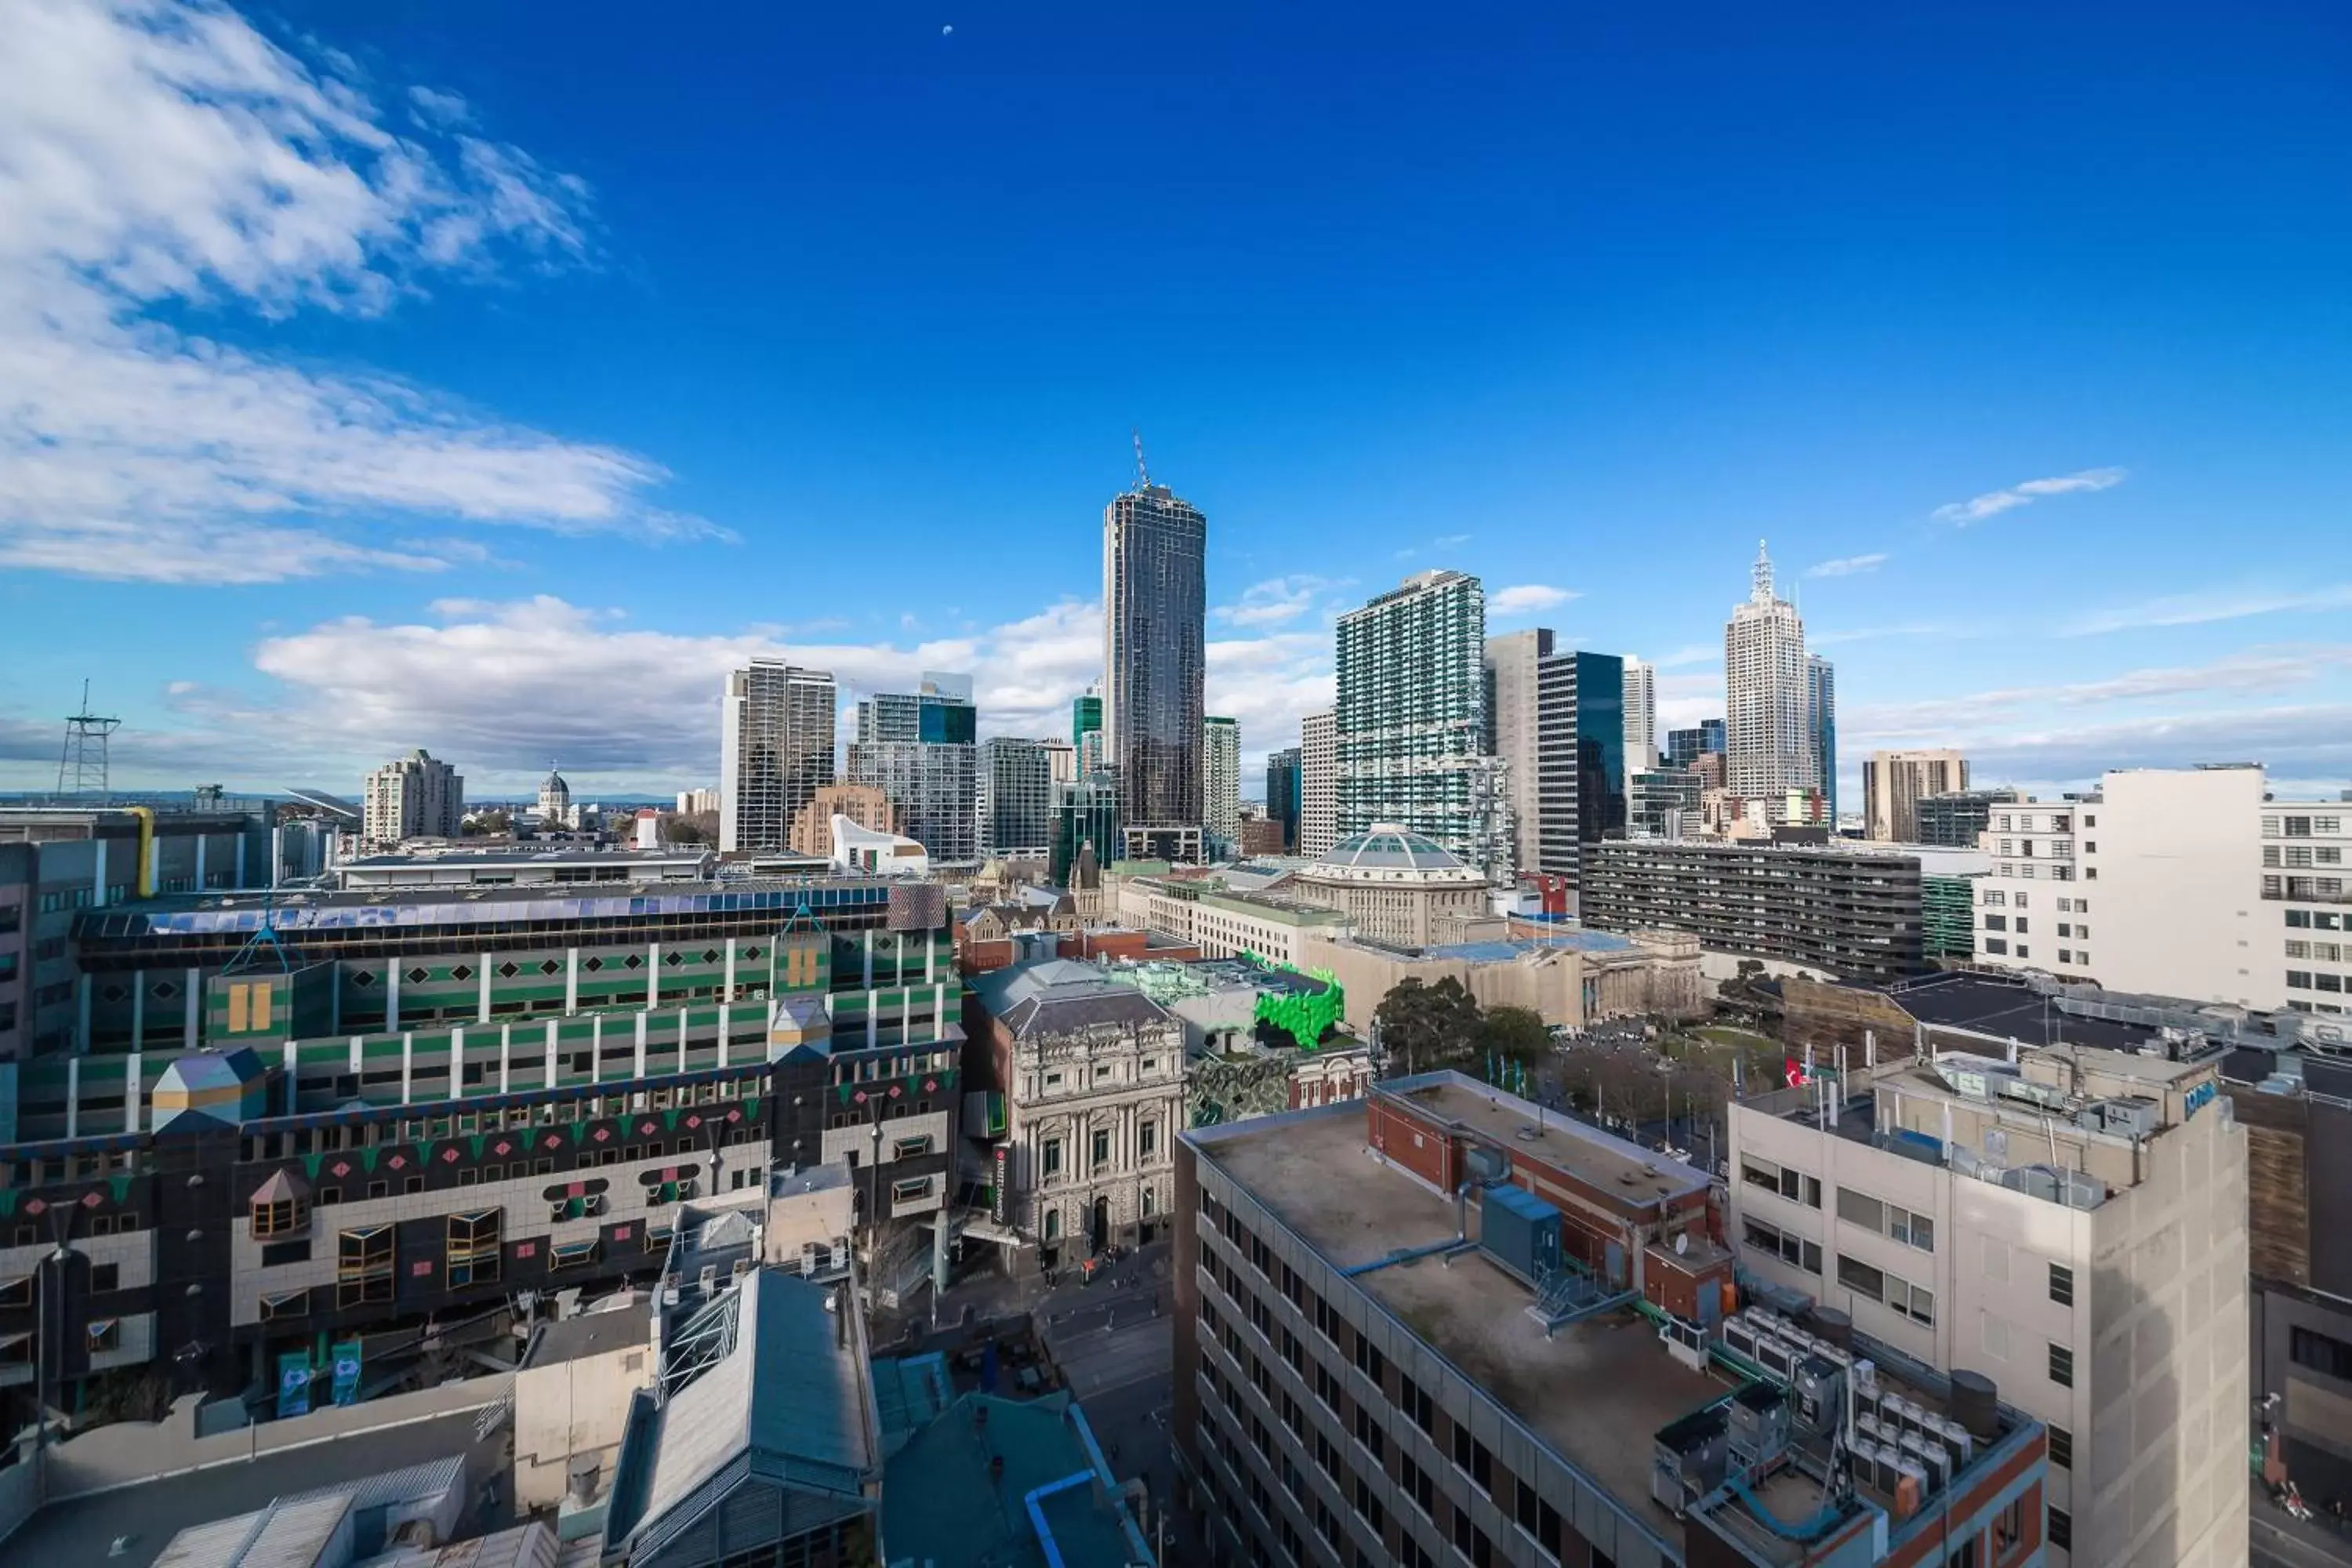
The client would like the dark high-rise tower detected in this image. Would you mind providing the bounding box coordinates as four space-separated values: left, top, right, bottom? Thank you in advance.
1102 478 1207 859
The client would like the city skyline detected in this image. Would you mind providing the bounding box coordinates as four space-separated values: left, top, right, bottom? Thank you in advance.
3 2 2350 802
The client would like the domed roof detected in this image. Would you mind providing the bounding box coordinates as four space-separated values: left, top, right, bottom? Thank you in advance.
1318 823 1465 871
540 762 570 793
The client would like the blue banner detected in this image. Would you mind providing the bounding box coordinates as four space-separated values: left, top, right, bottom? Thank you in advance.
330 1341 363 1406
277 1352 313 1418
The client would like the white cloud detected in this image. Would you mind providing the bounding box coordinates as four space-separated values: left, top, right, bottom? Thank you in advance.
0 0 697 582
1932 466 2125 524
1843 646 2352 744
1213 575 1346 628
1809 623 1953 648
1490 583 1577 615
1804 553 1886 579
2062 584 2352 637
1653 644 1719 670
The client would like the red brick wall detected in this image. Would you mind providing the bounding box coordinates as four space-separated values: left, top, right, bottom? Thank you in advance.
1367 1096 1455 1192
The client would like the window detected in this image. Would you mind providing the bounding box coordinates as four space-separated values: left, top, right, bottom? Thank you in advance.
251 1194 308 1238
1091 1129 1112 1168
2048 1508 2072 1552
447 1210 501 1287
337 1225 394 1307
2048 1424 2072 1470
1835 1189 1932 1250
90 1262 119 1293
893 1134 933 1160
1984 938 2009 956
260 1287 308 1321
1837 1254 1933 1325
2049 1262 2074 1307
1041 1138 1062 1178
2048 1342 2074 1387
1139 1121 1158 1159
1982 913 2007 931
549 1238 601 1272
2292 1327 2352 1381
1740 1156 1820 1207
1743 1216 1822 1276
87 1319 120 1352
1352 1402 1385 1462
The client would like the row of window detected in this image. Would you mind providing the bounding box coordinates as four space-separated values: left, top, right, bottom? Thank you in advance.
1995 863 2081 882
2269 877 2348 900
2288 909 2348 931
2288 972 2347 994
2267 845 2347 868
1038 1120 1161 1179
2267 816 2344 838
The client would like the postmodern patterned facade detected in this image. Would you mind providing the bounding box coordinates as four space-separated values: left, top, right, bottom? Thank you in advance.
0 870 963 1422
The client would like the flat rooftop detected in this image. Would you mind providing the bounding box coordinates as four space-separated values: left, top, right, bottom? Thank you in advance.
1200 1107 1735 1537
1388 1075 1711 1206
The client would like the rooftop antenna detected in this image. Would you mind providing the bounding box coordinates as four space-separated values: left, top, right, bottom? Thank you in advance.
1132 428 1150 490
56 680 122 803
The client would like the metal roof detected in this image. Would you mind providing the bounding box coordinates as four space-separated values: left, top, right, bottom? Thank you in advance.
1317 826 1465 870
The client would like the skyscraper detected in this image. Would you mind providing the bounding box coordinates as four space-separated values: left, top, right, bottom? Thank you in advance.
720 659 836 853
1621 655 1657 772
1050 773 1120 887
1338 570 1508 878
1723 543 1813 798
978 736 1056 858
846 673 977 862
362 748 463 848
1072 690 1102 747
1864 750 1971 842
1265 747 1302 850
1483 627 1552 879
1102 481 1207 860
1807 653 1837 819
1664 718 1727 768
1298 711 1336 858
1202 715 1241 848
1533 649 1624 884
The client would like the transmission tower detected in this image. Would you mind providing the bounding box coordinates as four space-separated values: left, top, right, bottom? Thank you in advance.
56 681 122 803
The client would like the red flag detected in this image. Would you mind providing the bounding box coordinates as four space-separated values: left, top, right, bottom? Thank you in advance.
1784 1058 1810 1089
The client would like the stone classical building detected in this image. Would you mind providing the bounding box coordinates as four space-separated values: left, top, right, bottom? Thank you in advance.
1287 822 1494 947
967 958 1189 1260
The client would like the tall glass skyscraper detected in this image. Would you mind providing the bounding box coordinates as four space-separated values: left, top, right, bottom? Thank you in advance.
846 672 978 862
1808 654 1838 819
1102 483 1207 859
1265 747 1302 850
1534 649 1625 885
1336 570 1510 879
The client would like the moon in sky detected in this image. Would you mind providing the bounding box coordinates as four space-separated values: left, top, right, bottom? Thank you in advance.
942 24 953 34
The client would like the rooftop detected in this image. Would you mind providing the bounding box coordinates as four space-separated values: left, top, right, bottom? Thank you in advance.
1193 1104 1730 1544
967 957 1174 1037
880 1391 1149 1568
1311 825 1471 873
336 845 711 869
524 1300 648 1368
1388 1073 1714 1207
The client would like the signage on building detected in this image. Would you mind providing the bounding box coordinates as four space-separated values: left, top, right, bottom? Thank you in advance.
992 1145 1009 1225
330 1340 363 1406
278 1352 314 1418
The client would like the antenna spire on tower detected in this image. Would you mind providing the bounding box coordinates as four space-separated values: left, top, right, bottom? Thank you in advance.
56 679 122 803
1132 428 1150 491
1751 539 1776 604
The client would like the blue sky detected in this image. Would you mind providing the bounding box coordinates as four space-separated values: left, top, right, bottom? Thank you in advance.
2 0 2348 802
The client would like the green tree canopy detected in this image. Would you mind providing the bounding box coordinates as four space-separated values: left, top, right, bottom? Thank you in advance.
1479 1005 1551 1066
1372 976 1483 1072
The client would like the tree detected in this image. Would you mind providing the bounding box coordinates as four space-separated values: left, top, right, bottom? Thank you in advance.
1372 977 1482 1073
1479 1005 1551 1067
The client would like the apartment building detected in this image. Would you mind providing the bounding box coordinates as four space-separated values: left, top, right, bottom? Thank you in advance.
1728 1040 2247 1567
1299 710 1338 858
1178 1076 2050 1568
1970 765 2347 1011
1864 751 1970 844
1582 839 1925 982
361 749 463 848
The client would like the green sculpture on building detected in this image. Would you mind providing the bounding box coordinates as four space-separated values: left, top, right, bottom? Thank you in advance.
1238 952 1345 1053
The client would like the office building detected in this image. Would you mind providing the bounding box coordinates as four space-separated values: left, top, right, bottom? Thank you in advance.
1865 750 1972 844
1073 689 1103 747
1628 767 1701 840
1808 653 1837 818
720 659 837 855
1622 655 1657 771
1265 746 1302 851
1337 571 1508 878
1298 710 1337 858
1103 481 1207 860
1483 627 1552 877
968 956 1188 1258
1583 839 1925 980
1725 543 1814 798
1666 728 1704 769
1238 814 1285 858
1916 788 2016 850
1730 1033 2246 1566
361 749 463 848
1051 772 1121 887
977 736 1056 858
1971 764 2349 1012
1042 735 1077 786
789 781 901 858
1203 715 1242 848
1532 648 1624 887
846 673 978 865
1178 1077 2049 1568
0 867 964 1414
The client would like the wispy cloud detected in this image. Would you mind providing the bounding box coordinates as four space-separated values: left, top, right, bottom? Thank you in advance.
1490 583 1578 615
1804 553 1887 579
1213 575 1348 628
0 0 701 583
1654 645 1719 670
2063 584 2352 637
1809 623 1954 648
1846 646 2352 741
1933 466 2126 524
1393 532 1472 561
